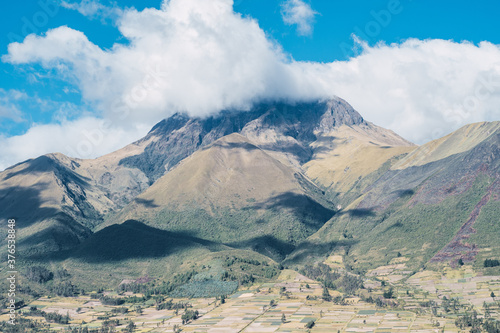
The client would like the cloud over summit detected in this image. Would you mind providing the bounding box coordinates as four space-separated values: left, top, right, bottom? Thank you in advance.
1 0 500 169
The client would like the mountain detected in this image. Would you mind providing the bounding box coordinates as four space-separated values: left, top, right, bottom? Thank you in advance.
0 136 154 256
103 133 335 260
118 98 370 182
1 96 497 291
303 122 415 206
287 121 500 272
0 98 380 273
0 155 95 255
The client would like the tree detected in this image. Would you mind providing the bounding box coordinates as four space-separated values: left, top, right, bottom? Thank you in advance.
305 320 315 329
458 258 464 266
281 313 286 323
126 320 135 333
181 309 199 324
322 285 332 302
491 291 496 299
383 287 394 299
269 299 276 307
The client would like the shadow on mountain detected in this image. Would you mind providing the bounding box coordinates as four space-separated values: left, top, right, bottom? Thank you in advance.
50 220 225 263
18 212 91 255
284 239 360 265
225 235 296 262
311 145 335 156
134 198 159 208
3 156 91 188
246 192 335 227
334 207 377 218
259 143 313 164
311 136 339 156
0 183 61 229
383 221 404 233
343 208 376 218
205 141 260 151
391 189 415 198
207 139 313 164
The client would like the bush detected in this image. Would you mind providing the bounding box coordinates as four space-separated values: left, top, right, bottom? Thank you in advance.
484 259 500 267
28 306 70 324
181 309 199 324
50 281 78 297
383 287 394 299
99 296 125 306
25 266 53 284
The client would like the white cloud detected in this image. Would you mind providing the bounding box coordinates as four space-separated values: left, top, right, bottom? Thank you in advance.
0 117 150 170
281 0 318 36
1 0 500 169
0 89 27 122
60 0 122 20
322 39 500 143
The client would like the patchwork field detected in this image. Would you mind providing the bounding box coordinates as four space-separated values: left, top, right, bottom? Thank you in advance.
1 267 499 332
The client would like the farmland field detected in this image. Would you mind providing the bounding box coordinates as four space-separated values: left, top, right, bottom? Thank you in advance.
2 266 499 332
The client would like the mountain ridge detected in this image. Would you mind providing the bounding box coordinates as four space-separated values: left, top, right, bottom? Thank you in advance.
0 98 498 290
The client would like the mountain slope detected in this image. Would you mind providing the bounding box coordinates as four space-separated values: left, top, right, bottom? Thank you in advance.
106 133 336 260
0 155 96 255
118 98 370 182
0 132 160 256
287 122 500 271
0 97 398 261
304 122 415 204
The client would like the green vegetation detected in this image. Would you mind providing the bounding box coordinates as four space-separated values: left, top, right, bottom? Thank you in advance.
99 295 125 306
299 263 363 295
170 280 238 298
455 311 500 333
25 266 54 284
383 287 394 299
181 309 199 324
28 306 71 324
0 317 52 332
485 259 500 267
305 320 315 328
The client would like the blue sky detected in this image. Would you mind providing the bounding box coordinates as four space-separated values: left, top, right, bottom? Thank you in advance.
236 0 500 61
0 0 499 169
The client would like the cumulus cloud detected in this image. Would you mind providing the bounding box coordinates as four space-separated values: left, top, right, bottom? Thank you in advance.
323 39 500 142
1 0 500 169
0 89 27 122
281 0 318 36
0 117 150 170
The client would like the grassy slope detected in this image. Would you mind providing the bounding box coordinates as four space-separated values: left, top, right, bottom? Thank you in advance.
287 122 500 273
103 133 335 260
304 123 415 193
